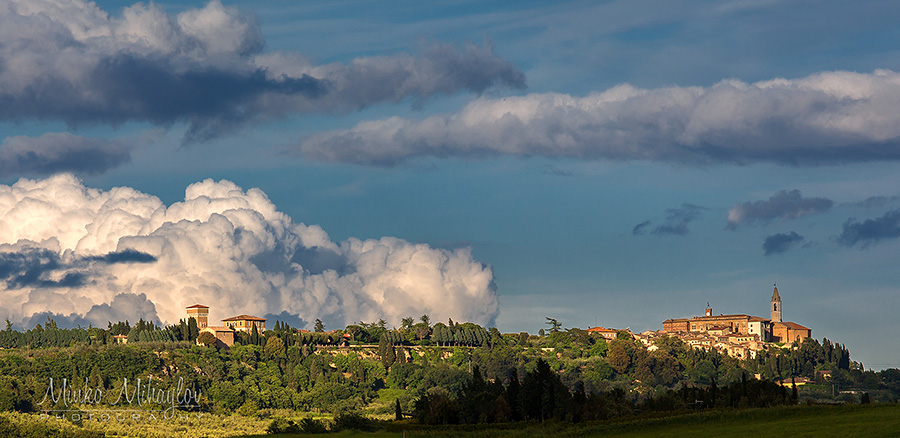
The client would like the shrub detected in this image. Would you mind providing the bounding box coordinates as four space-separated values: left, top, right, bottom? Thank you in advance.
266 417 300 434
333 411 376 432
298 417 328 434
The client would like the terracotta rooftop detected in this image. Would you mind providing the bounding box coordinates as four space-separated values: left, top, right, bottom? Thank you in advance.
690 313 752 320
222 314 266 322
779 321 811 330
186 304 209 309
202 326 234 332
587 327 619 332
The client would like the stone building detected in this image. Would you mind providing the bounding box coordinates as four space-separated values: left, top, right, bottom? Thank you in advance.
199 326 235 347
586 326 628 341
771 321 812 343
222 314 267 333
185 304 209 328
660 284 811 357
186 304 236 347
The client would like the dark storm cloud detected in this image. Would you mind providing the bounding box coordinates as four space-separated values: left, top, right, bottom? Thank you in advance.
632 220 652 236
83 56 327 142
653 204 706 235
0 247 156 289
265 311 308 331
297 70 900 166
0 247 84 288
727 190 832 229
837 210 900 247
86 249 158 264
19 312 93 330
0 1 524 141
634 204 706 236
18 293 160 329
82 293 161 327
763 231 805 256
854 195 900 209
0 133 131 177
541 165 574 177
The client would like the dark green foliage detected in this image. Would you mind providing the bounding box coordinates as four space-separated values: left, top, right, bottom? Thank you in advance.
298 417 328 433
791 379 799 404
264 336 285 358
413 358 808 426
415 390 460 425
197 331 217 347
517 332 529 346
250 324 260 346
0 317 94 349
395 398 403 420
267 417 300 434
545 317 562 333
0 376 32 412
379 336 396 368
333 411 376 432
187 317 199 340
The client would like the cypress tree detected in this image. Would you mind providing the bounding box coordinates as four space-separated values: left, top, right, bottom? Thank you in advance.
188 317 199 340
791 378 799 404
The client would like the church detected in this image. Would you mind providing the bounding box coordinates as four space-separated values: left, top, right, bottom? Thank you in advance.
662 284 811 344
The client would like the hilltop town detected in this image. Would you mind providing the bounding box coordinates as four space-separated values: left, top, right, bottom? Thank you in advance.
592 284 812 360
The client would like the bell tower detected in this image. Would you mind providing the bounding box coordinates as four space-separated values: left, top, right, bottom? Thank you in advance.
770 284 782 323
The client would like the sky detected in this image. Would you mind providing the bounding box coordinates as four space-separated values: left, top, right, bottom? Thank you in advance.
2 0 900 369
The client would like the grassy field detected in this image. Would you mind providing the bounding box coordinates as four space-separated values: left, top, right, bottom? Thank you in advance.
4 403 897 437
240 403 900 438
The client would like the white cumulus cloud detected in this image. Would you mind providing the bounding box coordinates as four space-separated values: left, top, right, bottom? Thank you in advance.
298 69 900 166
0 174 498 329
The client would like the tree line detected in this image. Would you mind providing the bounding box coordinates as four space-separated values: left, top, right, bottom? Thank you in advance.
0 315 896 423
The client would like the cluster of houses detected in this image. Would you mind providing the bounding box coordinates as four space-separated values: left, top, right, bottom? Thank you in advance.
586 285 812 360
655 285 810 359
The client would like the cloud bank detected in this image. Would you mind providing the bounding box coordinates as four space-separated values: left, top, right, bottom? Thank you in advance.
298 69 900 166
727 190 832 229
0 174 498 329
0 133 131 178
0 0 524 140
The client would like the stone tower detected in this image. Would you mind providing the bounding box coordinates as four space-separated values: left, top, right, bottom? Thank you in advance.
770 284 782 323
186 304 209 329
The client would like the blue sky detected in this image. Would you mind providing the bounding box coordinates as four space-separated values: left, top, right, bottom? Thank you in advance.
2 0 900 369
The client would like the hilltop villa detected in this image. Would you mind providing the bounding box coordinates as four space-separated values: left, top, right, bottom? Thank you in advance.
188 304 267 347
